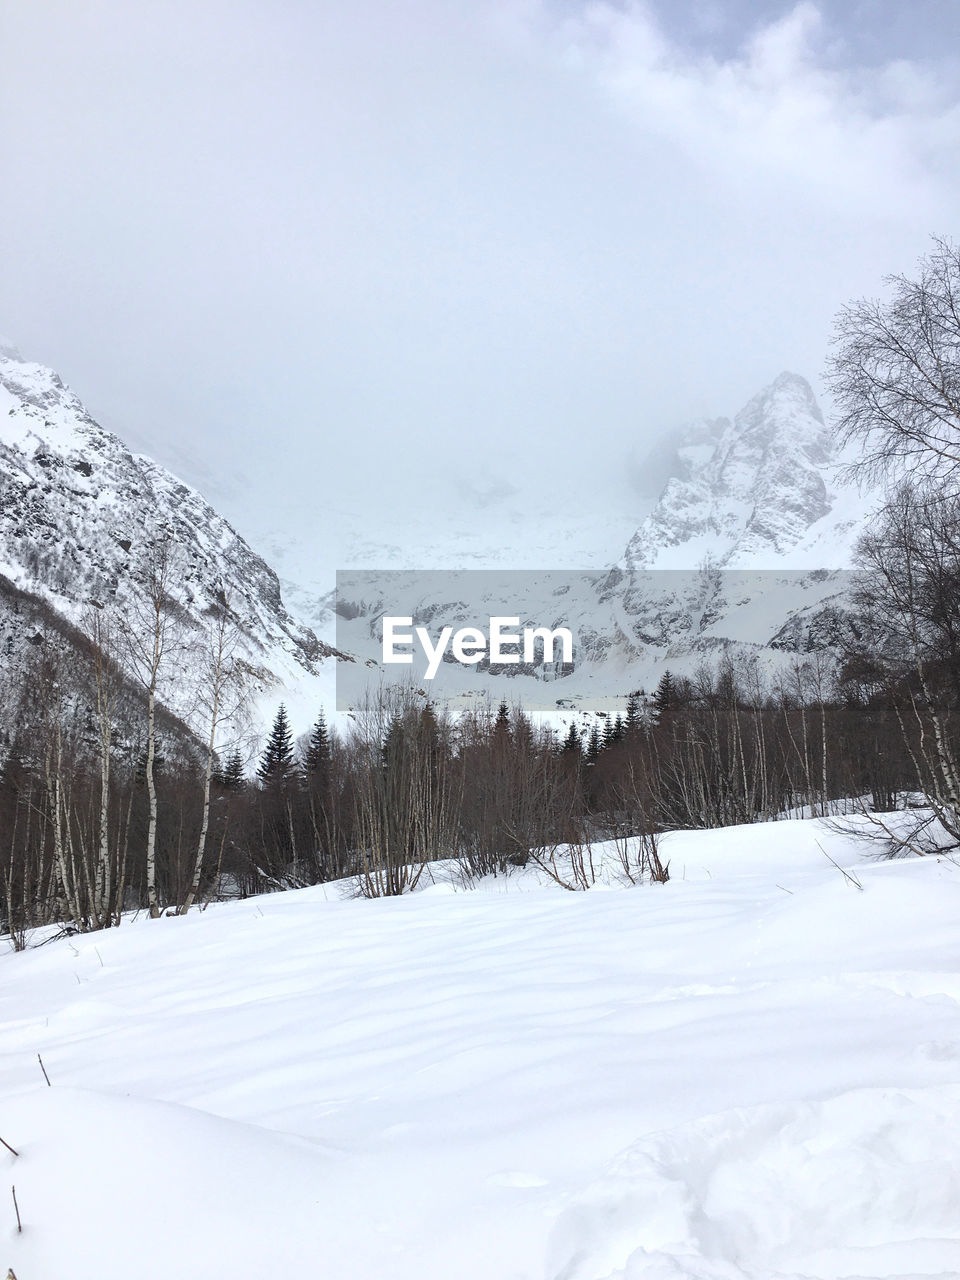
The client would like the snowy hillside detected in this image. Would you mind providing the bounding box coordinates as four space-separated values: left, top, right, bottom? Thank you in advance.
0 342 334 726
589 373 887 690
621 372 880 572
1 818 958 1279
243 484 644 636
0 350 889 725
333 375 887 712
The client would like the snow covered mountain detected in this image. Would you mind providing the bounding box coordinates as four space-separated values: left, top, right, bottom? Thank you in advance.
0 342 331 726
0 346 888 725
595 371 884 671
334 373 886 712
241 481 643 640
621 372 876 572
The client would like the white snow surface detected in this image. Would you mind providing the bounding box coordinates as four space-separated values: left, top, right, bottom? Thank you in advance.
2 817 959 1279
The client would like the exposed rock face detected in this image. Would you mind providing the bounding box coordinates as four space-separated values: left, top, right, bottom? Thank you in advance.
597 372 884 665
623 373 840 571
0 353 885 718
0 346 326 717
334 373 884 706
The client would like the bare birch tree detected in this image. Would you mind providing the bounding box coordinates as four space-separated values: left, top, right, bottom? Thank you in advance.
848 485 960 851
178 589 248 914
88 606 121 927
121 537 182 918
828 237 960 485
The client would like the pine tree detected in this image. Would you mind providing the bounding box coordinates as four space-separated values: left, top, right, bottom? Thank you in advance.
258 704 296 786
222 747 246 791
419 702 440 746
305 710 332 776
135 739 166 783
561 722 581 754
512 707 534 755
625 691 643 734
382 712 404 773
211 752 227 788
652 670 678 722
418 703 443 763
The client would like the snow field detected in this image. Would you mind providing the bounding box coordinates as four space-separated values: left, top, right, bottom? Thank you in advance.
1 818 959 1279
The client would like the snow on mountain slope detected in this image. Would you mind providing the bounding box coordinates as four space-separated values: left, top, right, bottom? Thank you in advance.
0 349 889 727
0 343 332 726
573 372 890 692
333 376 887 714
242 485 643 641
622 372 880 572
1 818 958 1279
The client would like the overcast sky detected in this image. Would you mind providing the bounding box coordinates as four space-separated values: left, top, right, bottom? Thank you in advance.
2 0 959 525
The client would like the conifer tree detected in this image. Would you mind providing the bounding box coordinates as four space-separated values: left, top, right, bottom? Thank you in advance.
652 671 678 722
512 707 534 755
419 702 440 747
211 752 227 789
303 709 335 882
258 704 296 786
625 690 645 734
305 710 332 776
382 711 402 767
222 748 246 791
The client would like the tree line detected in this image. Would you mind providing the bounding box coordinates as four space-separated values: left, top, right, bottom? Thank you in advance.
3 237 960 940
0 577 951 944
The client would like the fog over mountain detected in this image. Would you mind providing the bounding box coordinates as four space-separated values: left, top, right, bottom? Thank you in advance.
3 12 960 1277
2 0 958 722
0 343 883 723
2 1 959 541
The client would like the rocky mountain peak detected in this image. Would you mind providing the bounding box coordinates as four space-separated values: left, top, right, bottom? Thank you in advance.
622 372 837 571
0 343 329 728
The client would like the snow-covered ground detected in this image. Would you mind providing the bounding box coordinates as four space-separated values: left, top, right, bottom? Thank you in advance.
2 818 959 1279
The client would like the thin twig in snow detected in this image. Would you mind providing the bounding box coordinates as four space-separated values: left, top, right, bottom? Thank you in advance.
816 840 863 890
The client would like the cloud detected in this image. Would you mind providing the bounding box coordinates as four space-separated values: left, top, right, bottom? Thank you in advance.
0 0 958 535
538 1 959 217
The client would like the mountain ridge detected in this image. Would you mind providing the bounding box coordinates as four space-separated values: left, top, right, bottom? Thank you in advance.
621 371 864 572
0 345 334 730
0 350 888 722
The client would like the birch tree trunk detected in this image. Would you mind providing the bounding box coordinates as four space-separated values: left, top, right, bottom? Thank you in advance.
179 590 246 914
145 673 160 918
121 538 178 920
